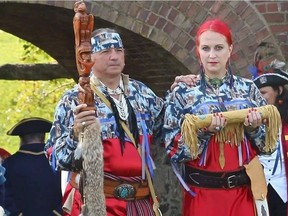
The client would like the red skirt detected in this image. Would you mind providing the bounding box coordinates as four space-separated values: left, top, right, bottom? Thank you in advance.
183 136 257 216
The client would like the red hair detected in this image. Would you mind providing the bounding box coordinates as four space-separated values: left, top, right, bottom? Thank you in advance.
196 19 232 47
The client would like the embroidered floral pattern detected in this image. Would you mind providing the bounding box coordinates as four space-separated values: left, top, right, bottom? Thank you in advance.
45 77 164 170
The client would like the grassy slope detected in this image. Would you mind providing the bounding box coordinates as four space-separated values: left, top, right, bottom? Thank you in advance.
0 31 23 64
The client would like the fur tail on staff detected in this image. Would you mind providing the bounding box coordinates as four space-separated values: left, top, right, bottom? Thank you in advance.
181 104 281 159
79 121 106 216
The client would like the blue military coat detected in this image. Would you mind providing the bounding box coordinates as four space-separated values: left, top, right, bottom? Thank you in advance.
2 143 62 216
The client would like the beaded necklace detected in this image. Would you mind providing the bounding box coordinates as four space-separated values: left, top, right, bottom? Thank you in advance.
205 74 227 112
100 79 129 121
205 74 225 90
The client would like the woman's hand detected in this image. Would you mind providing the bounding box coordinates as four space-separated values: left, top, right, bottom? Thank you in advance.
244 108 262 132
170 74 199 91
206 113 227 133
72 104 97 138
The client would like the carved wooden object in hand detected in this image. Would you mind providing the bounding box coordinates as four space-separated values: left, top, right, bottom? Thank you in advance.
73 0 95 109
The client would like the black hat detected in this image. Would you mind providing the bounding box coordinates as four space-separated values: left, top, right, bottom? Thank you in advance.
7 117 52 136
253 69 288 89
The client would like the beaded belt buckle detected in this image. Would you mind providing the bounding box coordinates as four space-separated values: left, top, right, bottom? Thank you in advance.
114 183 136 200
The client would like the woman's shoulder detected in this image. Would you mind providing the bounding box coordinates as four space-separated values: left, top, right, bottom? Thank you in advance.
167 82 200 103
233 75 254 85
129 78 161 98
173 81 200 93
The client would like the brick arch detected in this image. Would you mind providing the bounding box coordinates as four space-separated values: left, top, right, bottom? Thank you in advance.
1 1 287 96
1 1 287 215
90 0 287 78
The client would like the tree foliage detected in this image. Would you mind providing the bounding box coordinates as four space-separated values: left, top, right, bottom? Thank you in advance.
0 79 75 154
20 40 55 63
0 31 75 154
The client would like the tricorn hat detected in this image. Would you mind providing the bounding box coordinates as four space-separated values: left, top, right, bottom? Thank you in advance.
253 69 288 89
7 117 52 136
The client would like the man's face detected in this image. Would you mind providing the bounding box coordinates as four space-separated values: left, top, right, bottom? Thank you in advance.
91 48 125 77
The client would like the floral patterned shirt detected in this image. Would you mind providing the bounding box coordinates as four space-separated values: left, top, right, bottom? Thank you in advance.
45 74 164 171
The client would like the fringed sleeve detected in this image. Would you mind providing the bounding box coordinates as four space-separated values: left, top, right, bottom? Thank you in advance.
181 105 280 159
163 83 209 162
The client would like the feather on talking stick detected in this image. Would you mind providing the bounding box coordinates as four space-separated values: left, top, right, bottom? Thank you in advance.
73 1 105 215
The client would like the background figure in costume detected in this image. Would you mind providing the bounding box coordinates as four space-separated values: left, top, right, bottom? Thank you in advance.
45 28 164 216
60 171 83 216
0 149 11 165
251 47 288 216
163 19 274 216
0 148 10 215
0 166 6 214
2 117 62 216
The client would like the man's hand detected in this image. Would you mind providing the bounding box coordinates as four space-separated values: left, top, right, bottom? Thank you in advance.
72 104 97 138
170 74 199 91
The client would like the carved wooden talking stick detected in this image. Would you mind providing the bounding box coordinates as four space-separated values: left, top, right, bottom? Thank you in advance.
73 1 105 215
73 0 95 110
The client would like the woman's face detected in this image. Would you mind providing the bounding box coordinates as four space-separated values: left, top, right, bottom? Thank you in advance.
259 86 281 105
198 30 232 78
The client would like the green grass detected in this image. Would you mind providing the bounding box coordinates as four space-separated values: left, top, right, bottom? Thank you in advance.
0 30 24 64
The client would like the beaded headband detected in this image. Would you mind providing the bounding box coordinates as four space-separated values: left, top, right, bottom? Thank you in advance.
91 32 123 53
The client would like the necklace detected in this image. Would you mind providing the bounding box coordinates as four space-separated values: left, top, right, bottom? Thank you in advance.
209 78 222 88
99 79 124 96
205 74 225 89
100 79 129 121
205 74 227 112
106 86 122 95
112 94 129 120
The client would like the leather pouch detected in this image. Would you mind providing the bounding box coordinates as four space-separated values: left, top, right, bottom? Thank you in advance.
244 156 267 200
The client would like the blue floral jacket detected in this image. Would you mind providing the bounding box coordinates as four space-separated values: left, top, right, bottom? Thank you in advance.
163 74 269 163
45 74 164 171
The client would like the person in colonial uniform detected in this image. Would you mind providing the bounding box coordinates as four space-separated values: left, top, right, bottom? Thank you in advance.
252 58 288 216
0 165 7 216
0 148 10 215
2 117 62 216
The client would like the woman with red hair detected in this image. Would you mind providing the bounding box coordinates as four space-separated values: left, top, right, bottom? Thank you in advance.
164 19 273 215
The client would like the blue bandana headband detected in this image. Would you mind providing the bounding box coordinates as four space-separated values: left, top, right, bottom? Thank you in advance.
91 32 123 53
